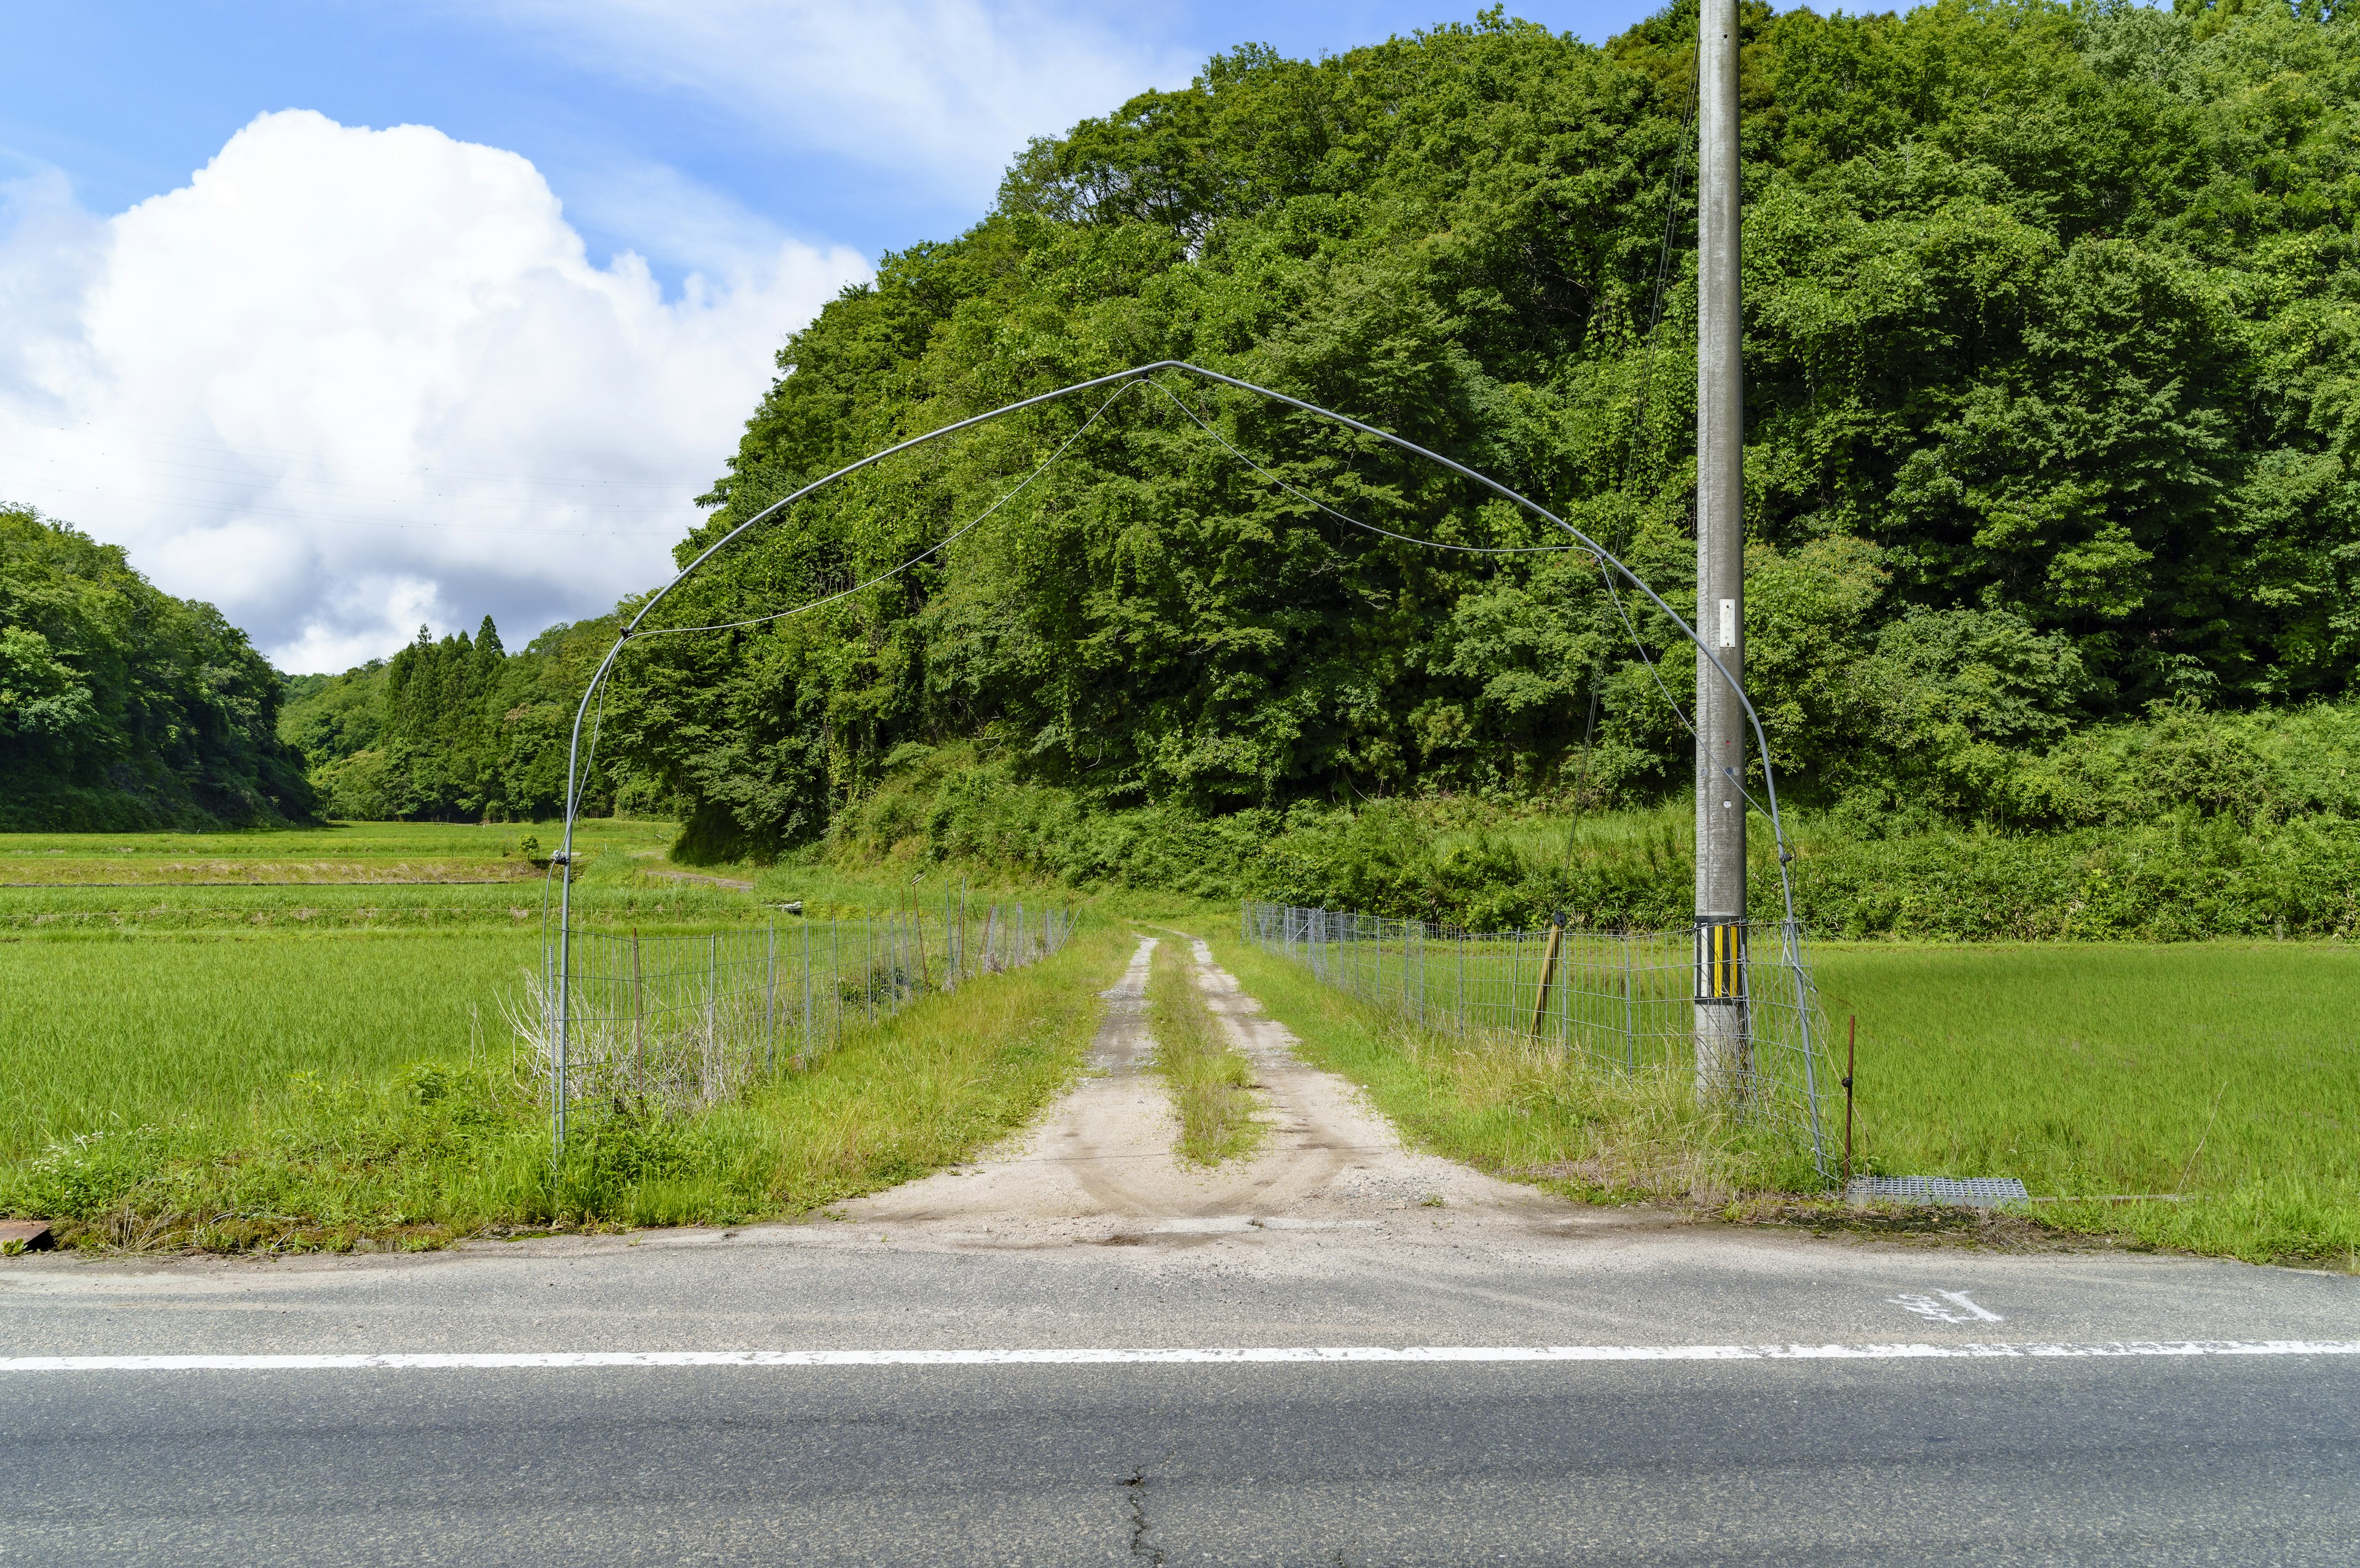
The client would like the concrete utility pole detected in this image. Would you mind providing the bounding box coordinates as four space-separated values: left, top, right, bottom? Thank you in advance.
1694 0 1750 1096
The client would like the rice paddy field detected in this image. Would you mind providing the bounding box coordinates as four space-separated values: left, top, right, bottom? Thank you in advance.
0 820 740 1156
1813 942 2360 1265
4 819 2356 1268
0 821 1107 1248
1 818 765 932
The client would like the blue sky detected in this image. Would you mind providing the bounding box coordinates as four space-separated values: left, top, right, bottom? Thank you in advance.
0 1 1670 670
7 1 1667 286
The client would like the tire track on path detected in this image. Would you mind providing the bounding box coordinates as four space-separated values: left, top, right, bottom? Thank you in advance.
841 931 1565 1249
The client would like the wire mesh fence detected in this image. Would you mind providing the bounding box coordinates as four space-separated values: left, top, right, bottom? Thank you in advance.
516 899 1076 1137
1240 901 1836 1180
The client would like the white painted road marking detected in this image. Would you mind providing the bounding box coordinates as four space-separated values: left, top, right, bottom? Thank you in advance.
1891 1290 2005 1324
1 1341 2356 1373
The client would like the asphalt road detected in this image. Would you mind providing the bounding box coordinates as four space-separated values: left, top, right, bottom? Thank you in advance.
6 1217 2357 1566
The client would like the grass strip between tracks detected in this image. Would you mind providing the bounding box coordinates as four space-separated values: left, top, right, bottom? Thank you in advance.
1146 937 1264 1167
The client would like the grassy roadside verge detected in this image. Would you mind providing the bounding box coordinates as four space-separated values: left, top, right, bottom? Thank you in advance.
1206 926 2359 1272
1146 936 1262 1167
1202 927 1806 1201
0 920 1130 1253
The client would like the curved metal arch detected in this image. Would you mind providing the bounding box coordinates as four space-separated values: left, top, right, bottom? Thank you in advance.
549 360 1814 1147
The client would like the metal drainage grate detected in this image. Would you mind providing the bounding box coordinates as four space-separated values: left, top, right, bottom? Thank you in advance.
1847 1176 2029 1209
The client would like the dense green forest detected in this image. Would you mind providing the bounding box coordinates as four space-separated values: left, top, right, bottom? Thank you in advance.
0 506 311 829
278 616 656 823
584 0 2359 879
12 0 2360 941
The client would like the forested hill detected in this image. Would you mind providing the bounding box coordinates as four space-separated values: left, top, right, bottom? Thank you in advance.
280 617 654 823
600 0 2360 864
0 506 310 830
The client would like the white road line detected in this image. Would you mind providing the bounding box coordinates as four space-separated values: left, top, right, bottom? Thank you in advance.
1 1341 2356 1373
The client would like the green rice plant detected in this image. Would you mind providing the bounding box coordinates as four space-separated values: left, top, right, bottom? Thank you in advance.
0 920 1130 1249
0 816 675 866
0 930 540 1158
1146 938 1262 1167
0 817 765 931
1813 942 2360 1266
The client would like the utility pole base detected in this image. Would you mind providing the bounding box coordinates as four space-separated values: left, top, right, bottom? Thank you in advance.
1693 1002 1753 1102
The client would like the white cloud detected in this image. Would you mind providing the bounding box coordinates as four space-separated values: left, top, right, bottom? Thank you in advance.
553 154 804 278
0 109 870 672
484 0 1197 206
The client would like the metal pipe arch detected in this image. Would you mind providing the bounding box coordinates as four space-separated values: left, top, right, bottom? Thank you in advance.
549 359 1821 1159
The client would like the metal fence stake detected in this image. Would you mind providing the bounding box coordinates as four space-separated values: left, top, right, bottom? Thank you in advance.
1843 1014 1857 1188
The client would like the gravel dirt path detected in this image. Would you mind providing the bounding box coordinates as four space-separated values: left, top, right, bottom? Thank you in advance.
841 933 1566 1246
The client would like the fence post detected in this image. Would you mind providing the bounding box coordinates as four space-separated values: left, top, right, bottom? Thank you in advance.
1414 919 1425 1024
1548 929 1567 1065
705 931 718 1096
1621 933 1635 1072
766 922 777 1076
631 928 645 1103
1454 926 1465 1037
801 917 812 1067
1528 916 1565 1041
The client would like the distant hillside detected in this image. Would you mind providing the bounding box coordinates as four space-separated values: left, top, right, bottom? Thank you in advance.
599 0 2360 863
0 505 312 830
280 615 658 823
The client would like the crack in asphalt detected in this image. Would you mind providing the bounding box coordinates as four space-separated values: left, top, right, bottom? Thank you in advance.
1123 1466 1162 1565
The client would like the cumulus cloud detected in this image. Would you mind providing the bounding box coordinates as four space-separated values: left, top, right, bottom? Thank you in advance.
484 0 1197 206
0 110 869 672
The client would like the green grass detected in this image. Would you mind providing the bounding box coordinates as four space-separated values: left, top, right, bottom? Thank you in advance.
1209 923 2360 1269
1814 942 2360 1266
0 929 537 1158
0 816 672 867
15 815 2354 1268
1205 927 1800 1197
0 817 763 931
0 919 1130 1250
0 818 1075 931
0 821 1118 1250
1146 936 1262 1167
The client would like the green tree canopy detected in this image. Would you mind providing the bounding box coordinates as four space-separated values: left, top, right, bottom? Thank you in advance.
592 0 2360 860
281 614 654 823
0 506 312 829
